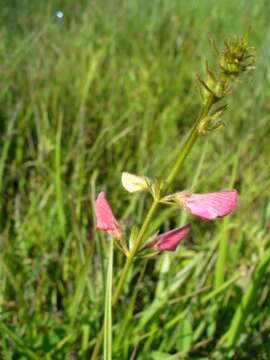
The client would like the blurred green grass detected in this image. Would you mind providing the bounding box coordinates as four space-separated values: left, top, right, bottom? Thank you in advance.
0 0 270 359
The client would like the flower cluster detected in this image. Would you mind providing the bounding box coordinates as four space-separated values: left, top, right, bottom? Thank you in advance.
94 172 237 254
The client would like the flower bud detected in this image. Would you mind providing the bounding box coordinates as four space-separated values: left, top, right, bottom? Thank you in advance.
121 172 149 193
94 192 123 238
148 224 191 252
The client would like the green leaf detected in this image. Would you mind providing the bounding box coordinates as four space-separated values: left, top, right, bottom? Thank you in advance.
150 351 173 360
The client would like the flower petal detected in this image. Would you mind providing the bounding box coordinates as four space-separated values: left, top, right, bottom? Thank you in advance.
94 192 123 237
121 172 148 193
183 190 237 220
154 224 191 251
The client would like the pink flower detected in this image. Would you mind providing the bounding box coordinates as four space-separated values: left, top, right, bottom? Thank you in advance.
151 224 191 252
175 190 237 220
94 192 123 238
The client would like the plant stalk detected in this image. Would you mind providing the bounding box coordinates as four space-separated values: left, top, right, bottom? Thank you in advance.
104 240 114 360
90 94 215 359
165 95 213 188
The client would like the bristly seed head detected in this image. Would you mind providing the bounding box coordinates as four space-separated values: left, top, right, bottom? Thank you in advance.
219 35 255 80
199 35 255 105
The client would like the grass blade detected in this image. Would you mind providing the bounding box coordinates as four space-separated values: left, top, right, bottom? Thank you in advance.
220 245 270 353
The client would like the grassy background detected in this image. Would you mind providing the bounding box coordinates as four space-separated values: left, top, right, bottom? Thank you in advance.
1 0 270 358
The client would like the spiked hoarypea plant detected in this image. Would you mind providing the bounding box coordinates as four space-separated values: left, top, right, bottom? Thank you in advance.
92 35 255 360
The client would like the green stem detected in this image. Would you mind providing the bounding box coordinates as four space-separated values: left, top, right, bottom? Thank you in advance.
214 229 229 290
113 200 159 305
221 246 270 352
214 156 238 290
104 240 114 360
166 95 213 188
90 95 215 360
115 260 148 349
55 114 66 238
165 125 199 187
90 202 158 360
